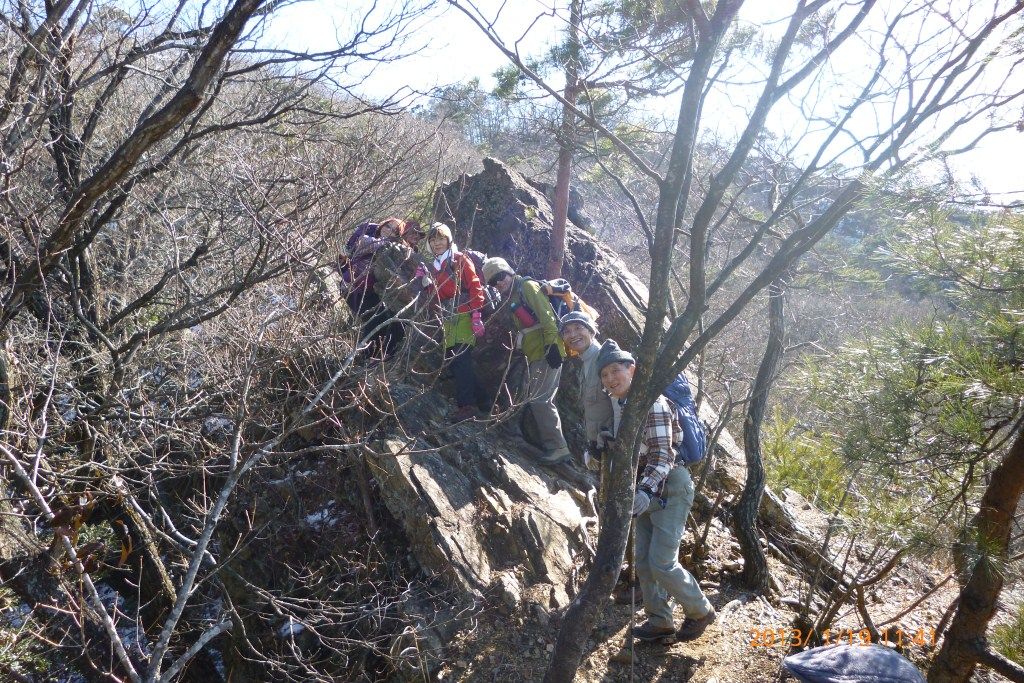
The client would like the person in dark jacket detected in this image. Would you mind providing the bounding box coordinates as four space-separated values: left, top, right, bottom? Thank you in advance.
343 217 408 360
416 222 486 423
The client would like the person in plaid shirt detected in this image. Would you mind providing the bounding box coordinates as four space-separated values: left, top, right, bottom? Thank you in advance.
596 339 716 643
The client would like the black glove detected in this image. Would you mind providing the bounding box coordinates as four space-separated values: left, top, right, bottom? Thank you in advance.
544 344 563 369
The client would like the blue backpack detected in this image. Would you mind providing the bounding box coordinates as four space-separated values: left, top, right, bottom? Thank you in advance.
662 373 707 465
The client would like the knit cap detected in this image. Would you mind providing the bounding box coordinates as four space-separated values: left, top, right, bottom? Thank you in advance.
595 339 634 375
558 310 597 335
427 222 453 245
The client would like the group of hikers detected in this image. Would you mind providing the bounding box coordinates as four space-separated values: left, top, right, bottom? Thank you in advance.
337 217 717 644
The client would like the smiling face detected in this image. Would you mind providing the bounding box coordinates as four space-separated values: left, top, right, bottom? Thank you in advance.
492 273 513 296
600 361 635 399
560 322 594 355
428 234 450 256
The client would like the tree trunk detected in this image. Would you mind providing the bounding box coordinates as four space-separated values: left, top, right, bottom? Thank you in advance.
735 279 785 593
543 435 636 683
431 157 834 680
928 423 1024 682
546 0 581 279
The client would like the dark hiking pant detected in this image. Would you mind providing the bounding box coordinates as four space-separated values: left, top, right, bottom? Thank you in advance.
446 343 483 408
346 288 404 360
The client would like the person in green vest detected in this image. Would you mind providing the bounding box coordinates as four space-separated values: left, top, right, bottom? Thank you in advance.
482 257 570 464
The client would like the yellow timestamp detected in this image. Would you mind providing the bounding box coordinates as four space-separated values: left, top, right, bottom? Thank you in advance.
748 627 937 648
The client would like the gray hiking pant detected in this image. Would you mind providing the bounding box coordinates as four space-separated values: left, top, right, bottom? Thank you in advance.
524 358 567 452
635 466 713 627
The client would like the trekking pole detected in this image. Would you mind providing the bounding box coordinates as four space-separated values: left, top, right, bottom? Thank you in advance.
629 516 636 683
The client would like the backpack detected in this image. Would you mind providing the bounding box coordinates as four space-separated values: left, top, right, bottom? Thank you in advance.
662 372 708 465
461 249 501 319
440 251 499 318
462 249 488 278
339 222 379 289
521 277 599 322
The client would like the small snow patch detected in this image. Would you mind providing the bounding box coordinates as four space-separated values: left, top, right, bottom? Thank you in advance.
305 505 337 528
278 619 306 638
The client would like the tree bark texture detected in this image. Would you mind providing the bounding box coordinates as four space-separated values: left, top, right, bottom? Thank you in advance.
928 423 1024 682
547 0 581 279
735 279 785 593
429 158 840 680
975 645 1024 682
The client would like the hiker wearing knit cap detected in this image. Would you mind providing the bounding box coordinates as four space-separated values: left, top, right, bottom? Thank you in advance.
559 311 611 472
415 221 487 423
483 257 570 464
427 221 453 245
597 339 716 644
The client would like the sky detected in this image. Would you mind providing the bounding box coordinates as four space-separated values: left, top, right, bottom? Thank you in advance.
266 0 1024 201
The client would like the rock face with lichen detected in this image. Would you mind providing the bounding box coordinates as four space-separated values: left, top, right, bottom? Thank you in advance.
434 158 649 348
362 158 832 678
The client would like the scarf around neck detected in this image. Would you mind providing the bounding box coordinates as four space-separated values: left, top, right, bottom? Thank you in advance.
433 243 458 271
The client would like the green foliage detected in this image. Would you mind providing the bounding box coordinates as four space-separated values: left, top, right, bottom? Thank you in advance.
0 587 51 679
492 66 524 100
789 208 1024 542
993 602 1024 666
763 408 849 513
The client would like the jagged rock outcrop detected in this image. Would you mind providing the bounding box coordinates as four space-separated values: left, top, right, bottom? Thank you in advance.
363 383 600 677
435 158 649 348
359 158 839 676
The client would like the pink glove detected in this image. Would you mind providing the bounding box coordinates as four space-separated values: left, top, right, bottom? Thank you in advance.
414 264 431 288
471 311 485 338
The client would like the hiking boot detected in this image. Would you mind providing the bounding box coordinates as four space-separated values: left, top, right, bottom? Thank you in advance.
631 620 675 643
537 447 571 464
450 405 479 423
676 607 716 642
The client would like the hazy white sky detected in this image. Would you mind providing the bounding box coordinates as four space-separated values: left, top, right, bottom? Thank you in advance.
268 0 1024 200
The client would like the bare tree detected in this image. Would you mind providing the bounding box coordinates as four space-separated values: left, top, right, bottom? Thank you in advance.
734 277 787 593
547 0 581 279
448 1 1024 678
0 0 467 679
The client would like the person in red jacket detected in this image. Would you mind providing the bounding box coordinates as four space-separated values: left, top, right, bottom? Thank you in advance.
415 222 486 422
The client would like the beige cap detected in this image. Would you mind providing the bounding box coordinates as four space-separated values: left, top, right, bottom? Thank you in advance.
427 222 453 245
482 257 515 284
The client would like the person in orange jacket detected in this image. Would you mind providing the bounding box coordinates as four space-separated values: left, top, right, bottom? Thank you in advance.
415 222 486 422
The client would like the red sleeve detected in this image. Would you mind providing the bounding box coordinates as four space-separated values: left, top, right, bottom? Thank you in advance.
456 254 485 314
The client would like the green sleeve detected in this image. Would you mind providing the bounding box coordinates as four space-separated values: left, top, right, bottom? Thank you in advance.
522 280 563 349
